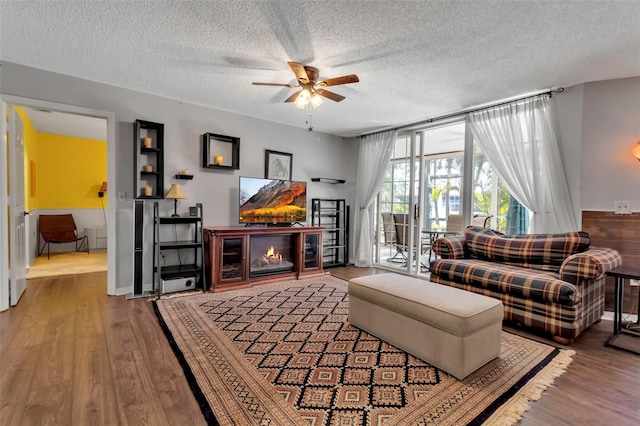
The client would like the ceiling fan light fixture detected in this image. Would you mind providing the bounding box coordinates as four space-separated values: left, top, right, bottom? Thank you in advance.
295 88 311 109
253 62 359 108
310 92 323 108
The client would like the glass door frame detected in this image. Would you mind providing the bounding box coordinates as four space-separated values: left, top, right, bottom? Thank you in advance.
373 118 473 275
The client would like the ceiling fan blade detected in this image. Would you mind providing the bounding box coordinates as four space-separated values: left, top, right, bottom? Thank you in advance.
284 90 301 103
316 88 345 102
288 62 309 84
318 74 359 87
252 82 297 88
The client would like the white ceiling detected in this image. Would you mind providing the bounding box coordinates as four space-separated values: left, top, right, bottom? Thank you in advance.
22 107 106 140
1 1 639 137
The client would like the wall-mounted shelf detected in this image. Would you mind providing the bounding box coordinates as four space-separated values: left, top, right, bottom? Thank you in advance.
311 178 345 184
202 132 240 170
134 119 164 199
175 174 194 180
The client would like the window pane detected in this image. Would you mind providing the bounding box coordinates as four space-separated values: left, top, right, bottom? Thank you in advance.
425 154 463 230
473 147 530 232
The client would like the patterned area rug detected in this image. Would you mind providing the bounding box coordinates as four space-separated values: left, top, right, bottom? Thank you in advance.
154 275 574 425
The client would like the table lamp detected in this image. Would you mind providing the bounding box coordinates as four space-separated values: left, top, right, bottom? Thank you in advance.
165 184 187 217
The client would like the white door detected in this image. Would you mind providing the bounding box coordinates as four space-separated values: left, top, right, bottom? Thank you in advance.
8 105 27 305
0 102 9 311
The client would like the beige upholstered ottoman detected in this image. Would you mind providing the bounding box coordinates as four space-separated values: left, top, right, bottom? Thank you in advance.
348 273 503 379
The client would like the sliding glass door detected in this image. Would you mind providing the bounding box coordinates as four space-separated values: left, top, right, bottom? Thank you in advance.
374 122 467 275
373 120 531 276
375 133 424 274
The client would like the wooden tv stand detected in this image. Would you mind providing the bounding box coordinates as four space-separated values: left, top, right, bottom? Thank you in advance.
203 226 324 292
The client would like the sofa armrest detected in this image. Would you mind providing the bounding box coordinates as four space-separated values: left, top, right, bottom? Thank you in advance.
560 247 623 284
432 235 467 259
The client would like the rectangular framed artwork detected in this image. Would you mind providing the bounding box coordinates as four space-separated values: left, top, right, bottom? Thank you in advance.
264 150 292 180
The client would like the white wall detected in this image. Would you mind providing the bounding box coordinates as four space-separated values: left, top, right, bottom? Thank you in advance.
552 84 584 227
1 62 358 294
579 77 640 212
4 63 635 293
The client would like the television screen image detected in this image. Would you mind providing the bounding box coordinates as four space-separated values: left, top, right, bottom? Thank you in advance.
239 177 307 224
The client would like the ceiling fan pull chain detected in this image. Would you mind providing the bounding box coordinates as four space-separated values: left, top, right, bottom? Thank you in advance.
306 110 313 132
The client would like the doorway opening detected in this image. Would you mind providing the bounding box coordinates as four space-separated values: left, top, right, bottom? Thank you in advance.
1 95 117 304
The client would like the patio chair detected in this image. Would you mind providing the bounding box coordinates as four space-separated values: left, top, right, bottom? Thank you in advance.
472 214 493 228
445 214 463 234
387 213 409 263
381 212 396 246
38 214 89 259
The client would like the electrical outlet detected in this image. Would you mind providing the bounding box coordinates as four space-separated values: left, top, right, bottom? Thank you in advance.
630 279 639 287
118 191 126 200
614 200 631 215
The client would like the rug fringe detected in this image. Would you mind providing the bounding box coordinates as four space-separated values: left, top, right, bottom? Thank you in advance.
483 349 575 425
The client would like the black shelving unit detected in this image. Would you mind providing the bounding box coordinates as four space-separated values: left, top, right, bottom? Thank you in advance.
134 119 164 199
153 202 205 296
312 198 349 268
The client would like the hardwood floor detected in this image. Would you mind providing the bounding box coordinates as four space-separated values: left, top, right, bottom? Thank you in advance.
0 272 204 426
1 267 638 425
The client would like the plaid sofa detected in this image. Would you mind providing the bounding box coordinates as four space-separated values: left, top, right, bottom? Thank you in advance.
430 226 622 343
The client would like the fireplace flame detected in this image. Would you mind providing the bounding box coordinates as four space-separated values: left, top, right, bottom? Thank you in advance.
262 245 283 264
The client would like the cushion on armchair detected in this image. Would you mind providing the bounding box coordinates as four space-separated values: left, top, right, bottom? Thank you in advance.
430 258 580 305
463 226 591 271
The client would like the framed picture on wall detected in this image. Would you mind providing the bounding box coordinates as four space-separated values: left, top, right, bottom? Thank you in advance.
265 150 292 180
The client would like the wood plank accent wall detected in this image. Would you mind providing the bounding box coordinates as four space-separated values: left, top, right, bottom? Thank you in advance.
582 210 639 314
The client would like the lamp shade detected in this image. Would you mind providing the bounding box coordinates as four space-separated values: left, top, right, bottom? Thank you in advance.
633 141 640 162
165 183 187 200
100 181 107 192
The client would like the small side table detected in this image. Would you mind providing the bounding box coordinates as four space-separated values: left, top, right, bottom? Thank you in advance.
605 265 640 355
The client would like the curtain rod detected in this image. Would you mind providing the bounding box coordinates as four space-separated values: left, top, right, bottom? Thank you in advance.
359 87 565 138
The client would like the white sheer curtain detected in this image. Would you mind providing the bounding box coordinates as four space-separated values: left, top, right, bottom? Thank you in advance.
354 130 397 266
467 95 577 233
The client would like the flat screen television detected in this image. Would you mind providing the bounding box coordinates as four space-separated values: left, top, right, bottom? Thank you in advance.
239 177 307 224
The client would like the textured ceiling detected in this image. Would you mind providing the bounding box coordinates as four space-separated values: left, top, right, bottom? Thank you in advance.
1 1 639 137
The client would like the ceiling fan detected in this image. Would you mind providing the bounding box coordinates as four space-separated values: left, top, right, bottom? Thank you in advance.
252 62 359 108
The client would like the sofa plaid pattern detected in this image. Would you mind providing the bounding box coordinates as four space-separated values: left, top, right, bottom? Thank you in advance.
430 226 622 341
429 259 578 305
464 226 591 271
560 247 623 285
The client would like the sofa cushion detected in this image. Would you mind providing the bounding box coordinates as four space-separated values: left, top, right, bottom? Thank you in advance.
430 258 580 305
464 226 590 271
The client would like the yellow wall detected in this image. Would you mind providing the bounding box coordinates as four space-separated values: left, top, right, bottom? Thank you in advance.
13 107 107 209
34 133 107 209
